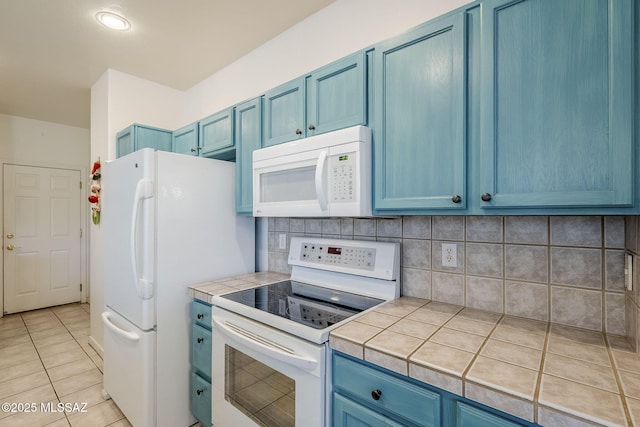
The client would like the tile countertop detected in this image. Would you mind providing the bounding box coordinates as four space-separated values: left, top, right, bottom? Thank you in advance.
329 297 640 427
187 271 290 303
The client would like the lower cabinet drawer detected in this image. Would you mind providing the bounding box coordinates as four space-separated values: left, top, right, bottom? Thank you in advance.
457 402 527 427
192 324 212 380
191 372 211 427
192 299 212 329
333 353 441 426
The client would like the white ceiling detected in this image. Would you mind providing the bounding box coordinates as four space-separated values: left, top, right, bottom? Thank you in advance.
0 0 334 129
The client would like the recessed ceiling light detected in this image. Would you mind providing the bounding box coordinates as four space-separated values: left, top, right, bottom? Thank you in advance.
96 11 131 31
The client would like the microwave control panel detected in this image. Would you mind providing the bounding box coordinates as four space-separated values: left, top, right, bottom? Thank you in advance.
329 153 356 203
299 242 376 271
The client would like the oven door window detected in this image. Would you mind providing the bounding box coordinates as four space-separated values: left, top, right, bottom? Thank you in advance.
225 344 295 427
259 164 317 203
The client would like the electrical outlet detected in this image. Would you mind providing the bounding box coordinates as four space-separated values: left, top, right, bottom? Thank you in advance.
625 253 634 292
278 233 287 250
442 243 457 267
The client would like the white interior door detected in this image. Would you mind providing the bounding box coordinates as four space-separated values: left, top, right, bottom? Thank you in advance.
3 164 82 314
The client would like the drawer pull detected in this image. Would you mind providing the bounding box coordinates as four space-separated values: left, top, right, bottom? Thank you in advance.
196 389 204 395
481 192 492 202
197 313 204 319
371 389 382 401
197 337 204 343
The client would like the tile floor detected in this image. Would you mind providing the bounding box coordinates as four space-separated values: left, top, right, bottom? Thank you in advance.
0 303 131 427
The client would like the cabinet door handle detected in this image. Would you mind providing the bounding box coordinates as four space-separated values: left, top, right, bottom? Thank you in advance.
197 337 204 343
481 192 492 202
196 389 204 395
371 389 382 401
308 124 316 131
295 129 303 135
197 313 204 319
451 194 462 204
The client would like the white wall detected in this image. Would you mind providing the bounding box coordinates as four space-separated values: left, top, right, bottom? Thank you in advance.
0 113 90 316
0 114 90 165
89 69 185 353
89 0 472 349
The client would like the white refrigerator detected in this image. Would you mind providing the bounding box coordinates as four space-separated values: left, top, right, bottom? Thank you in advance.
101 148 255 427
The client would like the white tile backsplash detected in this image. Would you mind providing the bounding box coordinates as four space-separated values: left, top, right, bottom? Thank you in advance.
268 216 628 336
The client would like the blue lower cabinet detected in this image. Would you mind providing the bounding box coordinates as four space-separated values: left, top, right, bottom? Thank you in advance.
333 352 440 426
191 372 211 427
332 352 538 427
191 300 212 426
192 324 212 380
333 393 407 427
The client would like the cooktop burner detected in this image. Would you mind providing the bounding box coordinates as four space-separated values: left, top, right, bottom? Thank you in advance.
220 280 384 330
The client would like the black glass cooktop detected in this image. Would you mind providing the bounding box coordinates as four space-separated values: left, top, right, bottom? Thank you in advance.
220 280 384 329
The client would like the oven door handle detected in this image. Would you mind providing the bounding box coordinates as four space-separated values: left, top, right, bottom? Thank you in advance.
213 319 318 372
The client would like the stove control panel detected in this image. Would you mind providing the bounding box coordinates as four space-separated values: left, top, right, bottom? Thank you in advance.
299 242 376 270
288 236 399 284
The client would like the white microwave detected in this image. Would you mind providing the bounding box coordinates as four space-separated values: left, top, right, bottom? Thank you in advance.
253 125 371 217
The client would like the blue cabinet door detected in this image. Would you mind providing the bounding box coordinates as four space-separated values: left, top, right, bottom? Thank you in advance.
373 12 467 212
116 124 172 158
172 122 199 156
192 324 212 380
191 372 212 427
199 107 235 160
235 97 262 215
333 393 407 427
263 78 305 147
479 0 634 209
306 51 367 136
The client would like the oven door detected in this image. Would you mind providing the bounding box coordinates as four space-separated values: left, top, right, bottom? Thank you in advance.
211 306 328 427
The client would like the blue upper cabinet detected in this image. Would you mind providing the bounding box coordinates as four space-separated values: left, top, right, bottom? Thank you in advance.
263 78 305 147
235 97 262 215
199 107 235 160
306 51 367 136
172 122 199 156
373 13 466 213
115 124 172 158
263 51 367 147
479 0 634 209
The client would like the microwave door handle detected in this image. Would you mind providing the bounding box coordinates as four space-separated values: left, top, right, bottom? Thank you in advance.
315 150 329 211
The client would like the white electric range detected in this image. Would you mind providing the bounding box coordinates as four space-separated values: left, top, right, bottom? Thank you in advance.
210 236 400 427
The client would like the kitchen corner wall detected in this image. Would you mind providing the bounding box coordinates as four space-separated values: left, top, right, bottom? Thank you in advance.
624 216 640 352
268 216 626 336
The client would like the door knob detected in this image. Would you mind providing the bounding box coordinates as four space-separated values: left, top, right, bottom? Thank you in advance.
6 244 14 251
6 233 14 239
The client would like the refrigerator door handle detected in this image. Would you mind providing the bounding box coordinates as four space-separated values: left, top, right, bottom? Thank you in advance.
131 179 154 299
102 311 140 342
